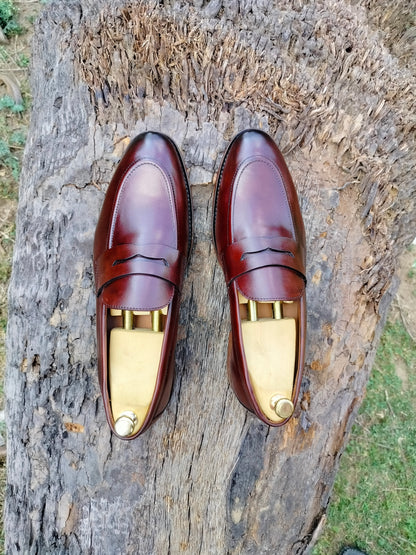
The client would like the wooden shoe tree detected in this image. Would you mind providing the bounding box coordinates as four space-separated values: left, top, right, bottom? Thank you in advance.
108 307 167 437
239 294 297 423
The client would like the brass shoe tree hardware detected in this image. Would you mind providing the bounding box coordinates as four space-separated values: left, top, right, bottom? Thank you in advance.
151 309 162 332
270 395 294 419
123 309 133 330
247 299 258 321
114 410 138 437
272 300 282 320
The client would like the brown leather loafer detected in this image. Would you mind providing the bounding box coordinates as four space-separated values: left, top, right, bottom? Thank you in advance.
93 132 191 439
213 129 306 426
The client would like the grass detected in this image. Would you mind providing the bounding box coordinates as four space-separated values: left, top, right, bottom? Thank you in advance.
0 0 33 336
408 259 416 280
0 96 26 194
313 319 416 555
0 0 21 37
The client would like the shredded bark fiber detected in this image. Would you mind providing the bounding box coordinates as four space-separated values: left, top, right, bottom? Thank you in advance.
74 0 416 301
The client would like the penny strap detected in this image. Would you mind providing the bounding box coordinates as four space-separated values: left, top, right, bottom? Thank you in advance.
221 236 306 286
95 243 182 297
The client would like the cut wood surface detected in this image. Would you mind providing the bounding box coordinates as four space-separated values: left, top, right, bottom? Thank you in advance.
5 1 416 553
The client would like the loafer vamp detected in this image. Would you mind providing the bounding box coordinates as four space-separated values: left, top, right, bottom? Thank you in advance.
99 159 177 310
93 129 191 319
214 130 306 290
230 155 305 300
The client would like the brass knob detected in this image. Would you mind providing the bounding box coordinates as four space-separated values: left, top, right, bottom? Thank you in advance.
114 411 138 437
270 396 294 419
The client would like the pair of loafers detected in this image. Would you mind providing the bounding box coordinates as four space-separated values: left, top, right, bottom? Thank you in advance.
93 130 307 439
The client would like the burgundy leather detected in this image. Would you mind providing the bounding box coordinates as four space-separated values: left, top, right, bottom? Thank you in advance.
213 129 307 426
93 131 191 439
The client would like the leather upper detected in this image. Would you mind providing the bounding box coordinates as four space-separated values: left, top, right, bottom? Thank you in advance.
214 129 306 302
93 131 191 438
94 132 190 310
214 129 307 426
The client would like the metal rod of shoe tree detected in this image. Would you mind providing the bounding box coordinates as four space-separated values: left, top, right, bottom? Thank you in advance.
151 310 162 332
247 300 258 322
123 310 133 330
272 301 282 320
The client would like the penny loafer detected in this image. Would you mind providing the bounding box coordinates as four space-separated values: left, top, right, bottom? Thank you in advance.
93 132 191 439
213 129 307 426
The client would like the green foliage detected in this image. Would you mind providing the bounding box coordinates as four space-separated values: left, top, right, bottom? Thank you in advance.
0 137 19 184
0 138 18 174
0 258 11 282
0 95 26 193
0 0 21 37
10 129 24 145
0 95 24 113
0 258 11 333
16 53 29 68
314 321 416 555
408 259 416 280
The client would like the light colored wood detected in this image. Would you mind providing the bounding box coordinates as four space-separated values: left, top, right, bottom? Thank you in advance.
5 1 416 553
109 328 164 432
242 318 296 423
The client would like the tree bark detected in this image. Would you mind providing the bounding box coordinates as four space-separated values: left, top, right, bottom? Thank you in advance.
5 0 416 553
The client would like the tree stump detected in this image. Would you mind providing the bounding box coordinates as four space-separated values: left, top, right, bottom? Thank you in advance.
6 1 416 553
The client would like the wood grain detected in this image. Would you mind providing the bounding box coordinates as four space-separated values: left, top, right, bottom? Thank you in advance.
5 1 416 553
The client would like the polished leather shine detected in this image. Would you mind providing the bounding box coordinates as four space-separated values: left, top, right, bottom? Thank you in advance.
93 131 191 439
213 129 307 426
